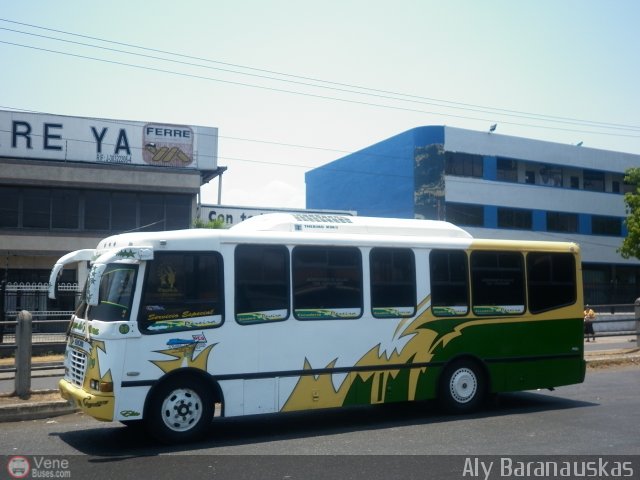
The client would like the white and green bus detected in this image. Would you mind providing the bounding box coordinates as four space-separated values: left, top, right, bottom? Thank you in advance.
50 213 585 443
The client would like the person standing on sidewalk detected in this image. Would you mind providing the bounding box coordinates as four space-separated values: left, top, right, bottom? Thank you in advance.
584 305 596 342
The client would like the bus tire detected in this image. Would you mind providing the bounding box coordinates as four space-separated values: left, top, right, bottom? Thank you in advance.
145 376 213 444
438 359 486 414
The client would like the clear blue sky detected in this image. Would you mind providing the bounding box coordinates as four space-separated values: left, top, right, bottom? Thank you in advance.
1 0 639 208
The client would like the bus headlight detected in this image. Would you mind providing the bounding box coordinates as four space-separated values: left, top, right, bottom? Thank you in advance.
90 379 113 392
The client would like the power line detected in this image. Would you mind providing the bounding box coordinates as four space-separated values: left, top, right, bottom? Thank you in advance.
1 22 637 133
4 17 639 132
3 38 640 142
1 18 640 136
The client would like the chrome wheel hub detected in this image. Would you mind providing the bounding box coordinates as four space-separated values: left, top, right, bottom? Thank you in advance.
161 388 203 432
449 367 477 404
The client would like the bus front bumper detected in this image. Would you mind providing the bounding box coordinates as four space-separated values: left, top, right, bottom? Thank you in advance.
59 378 115 422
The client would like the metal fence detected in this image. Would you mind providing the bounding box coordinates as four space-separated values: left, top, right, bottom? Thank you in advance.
0 281 80 356
585 303 639 337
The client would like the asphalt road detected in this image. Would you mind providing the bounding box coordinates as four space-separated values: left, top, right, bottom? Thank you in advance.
1 353 638 480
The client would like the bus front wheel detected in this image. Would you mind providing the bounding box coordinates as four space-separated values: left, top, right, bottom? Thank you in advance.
438 359 486 414
145 376 213 444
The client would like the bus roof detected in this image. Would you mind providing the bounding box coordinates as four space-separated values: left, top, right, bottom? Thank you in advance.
91 214 578 254
229 213 473 239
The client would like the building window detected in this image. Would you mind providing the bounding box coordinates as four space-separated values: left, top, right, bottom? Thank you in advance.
84 191 111 231
52 189 80 229
592 215 622 236
570 176 579 189
166 195 192 230
445 203 484 227
235 244 289 324
498 207 532 230
445 152 483 178
539 165 563 187
547 211 578 233
525 171 535 184
497 158 518 182
612 181 620 194
0 187 194 234
140 193 165 231
583 170 605 192
370 248 416 318
111 192 137 232
22 188 50 229
0 187 19 228
292 246 362 320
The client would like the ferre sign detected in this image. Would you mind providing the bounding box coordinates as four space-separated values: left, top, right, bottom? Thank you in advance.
0 109 218 170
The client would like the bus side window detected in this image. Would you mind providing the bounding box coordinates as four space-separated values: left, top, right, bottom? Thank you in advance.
370 248 416 318
471 251 525 316
527 252 576 313
430 250 469 316
235 244 290 324
139 252 224 333
292 246 363 320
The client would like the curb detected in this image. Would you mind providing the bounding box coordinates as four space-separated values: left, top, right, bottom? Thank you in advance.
0 390 77 423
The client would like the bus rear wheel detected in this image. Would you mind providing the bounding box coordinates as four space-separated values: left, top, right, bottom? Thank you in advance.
438 359 486 414
145 376 213 444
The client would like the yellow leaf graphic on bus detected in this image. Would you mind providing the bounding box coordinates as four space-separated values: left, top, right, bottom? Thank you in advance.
152 342 216 373
282 302 440 411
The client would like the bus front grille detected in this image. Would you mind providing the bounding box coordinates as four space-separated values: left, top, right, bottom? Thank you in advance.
67 349 87 387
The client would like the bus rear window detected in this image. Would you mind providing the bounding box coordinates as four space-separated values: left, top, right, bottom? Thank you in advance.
527 252 576 313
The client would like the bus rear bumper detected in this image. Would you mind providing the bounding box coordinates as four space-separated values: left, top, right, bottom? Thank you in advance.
59 378 115 422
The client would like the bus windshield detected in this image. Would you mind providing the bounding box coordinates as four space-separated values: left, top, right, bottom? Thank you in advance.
87 263 138 322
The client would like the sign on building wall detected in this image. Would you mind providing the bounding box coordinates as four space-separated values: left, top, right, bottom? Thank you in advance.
0 110 218 170
200 205 355 227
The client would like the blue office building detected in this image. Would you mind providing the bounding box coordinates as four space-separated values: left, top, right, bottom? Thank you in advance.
306 126 640 304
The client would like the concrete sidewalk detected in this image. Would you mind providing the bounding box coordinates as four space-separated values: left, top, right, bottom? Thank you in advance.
0 341 638 423
586 349 640 368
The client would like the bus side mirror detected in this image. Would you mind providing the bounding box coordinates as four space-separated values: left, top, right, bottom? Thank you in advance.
48 264 63 300
49 249 97 300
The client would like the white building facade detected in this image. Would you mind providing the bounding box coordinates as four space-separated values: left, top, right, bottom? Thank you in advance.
0 109 221 286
